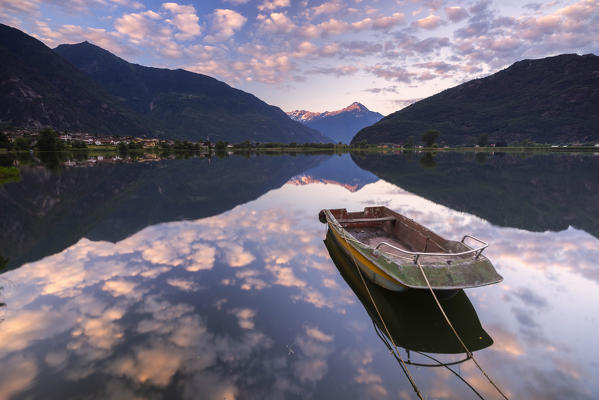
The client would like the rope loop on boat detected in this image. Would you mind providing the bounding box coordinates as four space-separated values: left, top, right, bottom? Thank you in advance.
415 259 510 400
339 227 425 400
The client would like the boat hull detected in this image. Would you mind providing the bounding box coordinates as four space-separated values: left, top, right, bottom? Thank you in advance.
321 207 503 294
328 223 408 292
324 230 494 354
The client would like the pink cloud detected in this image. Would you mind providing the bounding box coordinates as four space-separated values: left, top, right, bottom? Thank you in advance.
257 12 296 34
162 2 202 40
310 1 342 17
258 0 289 11
371 12 405 30
445 6 469 22
306 65 359 76
114 10 162 41
414 14 444 29
365 64 414 82
204 8 246 42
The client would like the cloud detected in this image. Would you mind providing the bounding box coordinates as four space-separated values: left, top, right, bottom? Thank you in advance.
341 40 382 56
167 278 197 291
315 18 349 36
415 61 456 74
414 14 445 29
258 0 290 11
266 264 307 288
186 243 216 272
391 32 450 55
229 308 257 329
114 345 184 386
162 2 201 40
235 269 268 290
113 9 187 58
0 0 143 17
0 355 37 399
114 10 162 41
310 1 342 17
305 327 333 343
445 6 469 22
103 278 147 301
0 310 76 357
0 0 39 14
220 243 255 267
293 40 318 57
292 327 334 383
371 12 405 30
72 310 126 352
363 85 398 94
204 8 247 42
365 64 414 82
33 21 135 56
257 11 296 34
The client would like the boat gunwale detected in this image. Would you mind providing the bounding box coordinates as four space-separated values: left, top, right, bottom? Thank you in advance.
323 208 504 290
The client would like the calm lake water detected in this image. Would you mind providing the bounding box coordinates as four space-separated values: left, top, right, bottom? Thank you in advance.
1 152 598 399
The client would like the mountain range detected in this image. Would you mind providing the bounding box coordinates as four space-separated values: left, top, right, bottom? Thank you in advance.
288 102 383 143
354 54 599 145
0 24 329 144
0 24 147 136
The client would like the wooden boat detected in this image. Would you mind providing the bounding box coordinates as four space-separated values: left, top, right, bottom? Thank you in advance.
319 206 503 293
324 230 493 355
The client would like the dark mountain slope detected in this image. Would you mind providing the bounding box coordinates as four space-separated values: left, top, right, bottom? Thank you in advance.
354 54 599 145
0 23 148 135
55 41 330 143
288 102 383 143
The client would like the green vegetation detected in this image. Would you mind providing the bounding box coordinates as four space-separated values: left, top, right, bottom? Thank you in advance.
0 166 20 184
478 134 489 147
14 137 31 151
71 140 87 149
215 141 228 151
37 129 65 151
422 130 440 147
0 131 9 149
419 153 436 168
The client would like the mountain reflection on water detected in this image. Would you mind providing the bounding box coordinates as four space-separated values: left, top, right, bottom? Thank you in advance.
352 152 599 237
0 154 324 268
0 152 598 399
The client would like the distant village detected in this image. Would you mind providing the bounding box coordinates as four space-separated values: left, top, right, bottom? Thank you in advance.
3 128 212 149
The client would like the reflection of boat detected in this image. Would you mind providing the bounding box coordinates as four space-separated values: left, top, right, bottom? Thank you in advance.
324 230 493 355
319 206 503 293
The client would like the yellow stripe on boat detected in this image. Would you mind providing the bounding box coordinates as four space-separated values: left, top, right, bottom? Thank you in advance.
329 222 407 288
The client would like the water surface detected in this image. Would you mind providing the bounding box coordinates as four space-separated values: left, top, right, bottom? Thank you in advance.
1 152 598 399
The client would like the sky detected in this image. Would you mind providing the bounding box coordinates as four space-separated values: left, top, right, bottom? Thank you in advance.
1 0 598 115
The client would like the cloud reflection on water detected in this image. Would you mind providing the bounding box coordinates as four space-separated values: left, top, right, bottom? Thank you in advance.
0 175 598 398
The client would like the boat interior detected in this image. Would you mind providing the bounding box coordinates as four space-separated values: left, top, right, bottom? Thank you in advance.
327 207 453 258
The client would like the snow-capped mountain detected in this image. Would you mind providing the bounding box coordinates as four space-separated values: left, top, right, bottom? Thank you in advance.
287 102 383 143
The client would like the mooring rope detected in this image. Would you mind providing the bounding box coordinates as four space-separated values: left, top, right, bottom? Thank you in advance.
372 320 486 400
338 226 425 400
415 259 510 400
